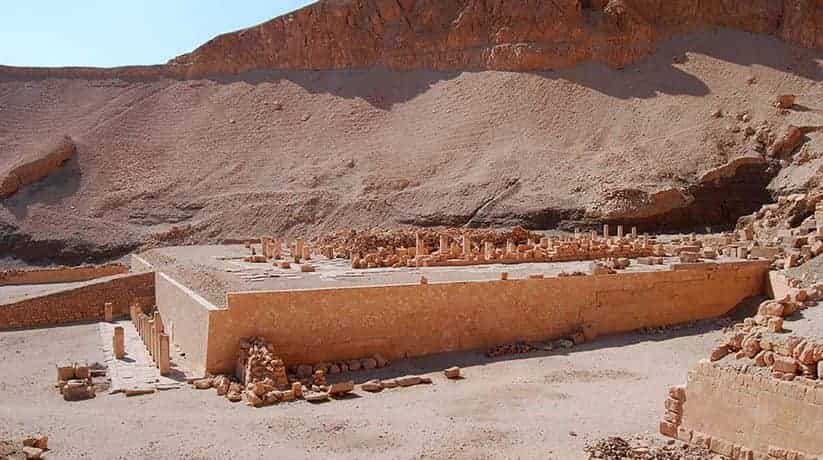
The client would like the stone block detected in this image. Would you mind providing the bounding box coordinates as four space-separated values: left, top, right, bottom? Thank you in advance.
328 381 354 396
658 420 677 438
104 302 114 322
710 437 733 456
361 380 383 392
773 356 798 374
676 426 692 443
444 367 461 379
396 375 422 387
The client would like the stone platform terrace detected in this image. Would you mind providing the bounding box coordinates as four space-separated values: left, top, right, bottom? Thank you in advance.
140 244 707 307
136 245 770 378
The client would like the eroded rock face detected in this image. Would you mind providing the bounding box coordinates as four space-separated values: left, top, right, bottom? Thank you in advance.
0 136 76 199
168 0 823 76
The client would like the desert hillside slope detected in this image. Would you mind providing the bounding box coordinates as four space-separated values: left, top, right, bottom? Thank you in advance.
0 2 822 264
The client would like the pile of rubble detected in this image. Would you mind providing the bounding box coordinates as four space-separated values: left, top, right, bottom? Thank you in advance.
1 436 49 460
314 226 541 259
736 191 823 269
584 435 714 460
710 284 823 382
55 362 102 401
192 337 357 407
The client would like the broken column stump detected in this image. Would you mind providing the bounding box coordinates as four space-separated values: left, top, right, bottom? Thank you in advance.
113 326 125 359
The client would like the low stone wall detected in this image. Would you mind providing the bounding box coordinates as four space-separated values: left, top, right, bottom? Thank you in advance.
663 361 823 459
0 263 128 286
0 272 155 330
154 271 215 377
200 260 768 373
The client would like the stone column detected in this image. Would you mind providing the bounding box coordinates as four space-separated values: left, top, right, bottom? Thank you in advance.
439 235 449 256
617 225 624 239
603 224 609 239
631 227 638 239
113 326 125 360
159 334 171 376
274 238 282 259
104 302 113 322
302 245 311 260
591 230 597 241
148 319 156 360
462 234 471 258
484 241 494 261
415 232 423 257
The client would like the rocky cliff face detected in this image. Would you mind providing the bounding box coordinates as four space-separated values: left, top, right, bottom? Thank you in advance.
169 0 823 76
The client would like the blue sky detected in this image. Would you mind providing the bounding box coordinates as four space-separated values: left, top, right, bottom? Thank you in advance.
1 1 315 67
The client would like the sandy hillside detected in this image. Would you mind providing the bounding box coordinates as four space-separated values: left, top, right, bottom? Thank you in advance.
0 29 822 264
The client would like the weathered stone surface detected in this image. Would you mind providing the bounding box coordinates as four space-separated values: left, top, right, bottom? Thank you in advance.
168 0 823 77
444 367 461 379
305 391 330 402
328 381 355 396
361 380 383 392
396 375 422 387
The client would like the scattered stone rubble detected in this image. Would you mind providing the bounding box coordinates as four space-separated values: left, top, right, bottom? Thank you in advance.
708 284 823 382
1 436 49 460
55 362 97 401
584 435 713 460
191 338 425 407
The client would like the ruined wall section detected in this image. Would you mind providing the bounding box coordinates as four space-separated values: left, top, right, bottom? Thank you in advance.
0 263 128 286
201 261 768 373
0 272 155 330
663 361 823 459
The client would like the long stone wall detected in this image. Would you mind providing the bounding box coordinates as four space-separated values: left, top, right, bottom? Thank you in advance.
199 261 768 373
0 272 155 330
153 271 216 377
666 361 823 459
0 263 128 286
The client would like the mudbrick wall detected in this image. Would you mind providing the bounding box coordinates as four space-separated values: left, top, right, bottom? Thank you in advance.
0 272 155 330
662 361 823 459
0 263 128 286
173 260 771 374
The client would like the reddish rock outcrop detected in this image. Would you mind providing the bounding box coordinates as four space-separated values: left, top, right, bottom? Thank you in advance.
1 136 76 199
168 0 823 76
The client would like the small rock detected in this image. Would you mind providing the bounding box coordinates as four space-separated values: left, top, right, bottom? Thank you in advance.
361 380 383 392
711 109 723 118
361 358 378 370
328 381 355 396
305 392 330 402
192 378 212 390
396 375 422 387
444 367 461 379
774 94 796 109
22 446 43 459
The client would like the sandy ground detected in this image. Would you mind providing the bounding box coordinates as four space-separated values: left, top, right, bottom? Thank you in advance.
0 314 727 460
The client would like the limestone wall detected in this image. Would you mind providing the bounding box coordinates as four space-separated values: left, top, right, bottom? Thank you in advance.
0 272 155 330
0 263 128 286
154 272 216 377
202 261 768 373
669 361 823 459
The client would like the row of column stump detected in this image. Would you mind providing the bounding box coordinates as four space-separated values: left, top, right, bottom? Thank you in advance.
123 304 171 376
